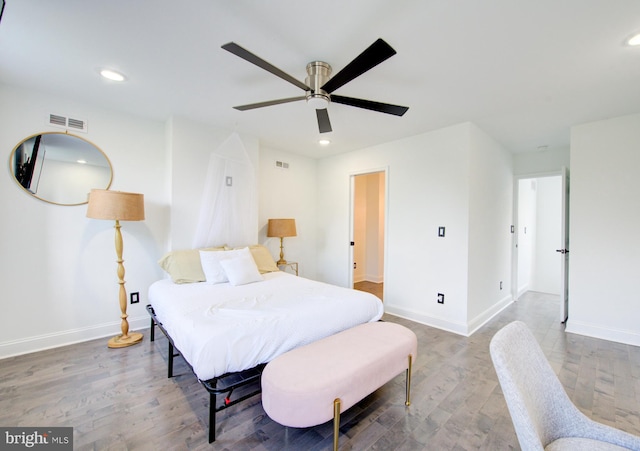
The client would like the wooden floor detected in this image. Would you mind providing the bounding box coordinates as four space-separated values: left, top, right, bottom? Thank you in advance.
1 291 639 450
354 281 383 301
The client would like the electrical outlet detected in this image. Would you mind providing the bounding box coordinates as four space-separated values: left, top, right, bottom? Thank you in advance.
130 292 139 304
437 293 445 304
353 262 357 269
500 281 503 290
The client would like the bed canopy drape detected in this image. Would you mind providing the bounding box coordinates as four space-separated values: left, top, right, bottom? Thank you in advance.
192 133 257 248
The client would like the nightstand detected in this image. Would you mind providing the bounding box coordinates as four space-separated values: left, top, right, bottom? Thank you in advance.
278 261 298 276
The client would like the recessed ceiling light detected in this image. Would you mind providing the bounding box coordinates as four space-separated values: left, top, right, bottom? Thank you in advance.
628 33 640 46
318 139 331 146
100 69 127 82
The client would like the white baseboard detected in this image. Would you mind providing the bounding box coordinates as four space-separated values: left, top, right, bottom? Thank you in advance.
565 319 640 347
0 316 150 360
385 295 513 337
353 275 383 284
364 274 384 283
383 305 469 336
517 284 529 299
467 295 513 335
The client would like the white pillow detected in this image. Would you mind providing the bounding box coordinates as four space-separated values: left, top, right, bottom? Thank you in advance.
220 254 263 286
200 247 251 284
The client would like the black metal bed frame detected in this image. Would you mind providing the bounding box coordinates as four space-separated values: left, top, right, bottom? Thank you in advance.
146 304 265 443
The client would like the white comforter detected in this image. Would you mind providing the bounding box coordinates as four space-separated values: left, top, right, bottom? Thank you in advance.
148 272 384 381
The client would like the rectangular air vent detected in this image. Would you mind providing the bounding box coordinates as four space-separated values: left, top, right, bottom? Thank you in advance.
47 113 88 133
49 114 66 127
67 118 86 130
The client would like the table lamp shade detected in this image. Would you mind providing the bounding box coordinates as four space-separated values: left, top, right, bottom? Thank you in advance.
267 219 297 238
87 189 145 221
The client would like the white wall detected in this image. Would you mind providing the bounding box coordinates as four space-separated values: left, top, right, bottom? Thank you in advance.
466 123 514 333
258 146 318 279
513 147 570 176
567 113 640 346
317 122 513 335
0 84 168 358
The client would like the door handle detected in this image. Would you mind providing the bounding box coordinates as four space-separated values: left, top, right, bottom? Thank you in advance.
556 249 569 254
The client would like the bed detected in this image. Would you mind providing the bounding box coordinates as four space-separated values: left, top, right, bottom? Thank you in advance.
147 245 384 442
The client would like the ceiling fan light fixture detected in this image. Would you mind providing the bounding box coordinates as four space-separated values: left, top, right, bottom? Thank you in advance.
318 139 331 146
306 93 329 110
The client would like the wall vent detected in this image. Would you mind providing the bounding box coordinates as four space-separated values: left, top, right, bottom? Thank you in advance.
49 114 66 127
47 113 88 133
275 160 289 169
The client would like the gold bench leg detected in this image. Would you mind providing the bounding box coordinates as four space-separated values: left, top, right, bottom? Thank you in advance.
333 398 341 451
405 354 413 406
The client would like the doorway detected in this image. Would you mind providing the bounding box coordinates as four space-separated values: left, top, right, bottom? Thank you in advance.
512 169 569 322
351 171 386 301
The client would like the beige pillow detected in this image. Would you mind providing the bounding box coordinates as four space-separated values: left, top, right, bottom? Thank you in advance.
158 246 225 284
232 244 280 274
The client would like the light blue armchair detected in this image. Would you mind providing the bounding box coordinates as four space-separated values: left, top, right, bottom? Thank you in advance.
490 321 640 451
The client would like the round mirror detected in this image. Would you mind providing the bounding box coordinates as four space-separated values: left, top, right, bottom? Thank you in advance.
9 132 113 206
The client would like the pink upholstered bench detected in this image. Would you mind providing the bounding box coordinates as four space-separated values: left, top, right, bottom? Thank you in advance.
261 321 418 450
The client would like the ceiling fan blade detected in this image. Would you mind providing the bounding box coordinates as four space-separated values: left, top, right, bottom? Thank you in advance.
320 38 397 94
316 108 332 133
331 95 409 116
233 96 306 111
222 42 310 91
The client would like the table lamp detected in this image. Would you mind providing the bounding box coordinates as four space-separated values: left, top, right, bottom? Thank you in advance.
267 218 296 265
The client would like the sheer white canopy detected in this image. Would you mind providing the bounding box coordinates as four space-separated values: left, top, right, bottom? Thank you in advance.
192 133 256 248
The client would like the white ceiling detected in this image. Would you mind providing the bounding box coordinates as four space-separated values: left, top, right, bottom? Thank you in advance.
1 1 640 158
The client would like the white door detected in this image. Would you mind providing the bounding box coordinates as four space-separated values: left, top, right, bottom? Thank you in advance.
558 167 570 322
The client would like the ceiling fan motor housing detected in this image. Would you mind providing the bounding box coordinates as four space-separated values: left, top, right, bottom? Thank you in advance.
305 61 331 109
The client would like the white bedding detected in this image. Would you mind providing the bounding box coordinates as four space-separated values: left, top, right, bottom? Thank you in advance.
148 271 384 381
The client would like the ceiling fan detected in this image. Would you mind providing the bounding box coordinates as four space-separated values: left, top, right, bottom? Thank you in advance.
221 38 409 134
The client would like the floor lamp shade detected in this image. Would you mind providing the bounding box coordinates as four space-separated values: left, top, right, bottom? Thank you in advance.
87 189 145 348
86 189 145 221
267 218 296 265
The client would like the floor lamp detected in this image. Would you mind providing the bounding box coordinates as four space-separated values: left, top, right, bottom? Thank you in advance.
267 218 296 265
87 189 145 348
